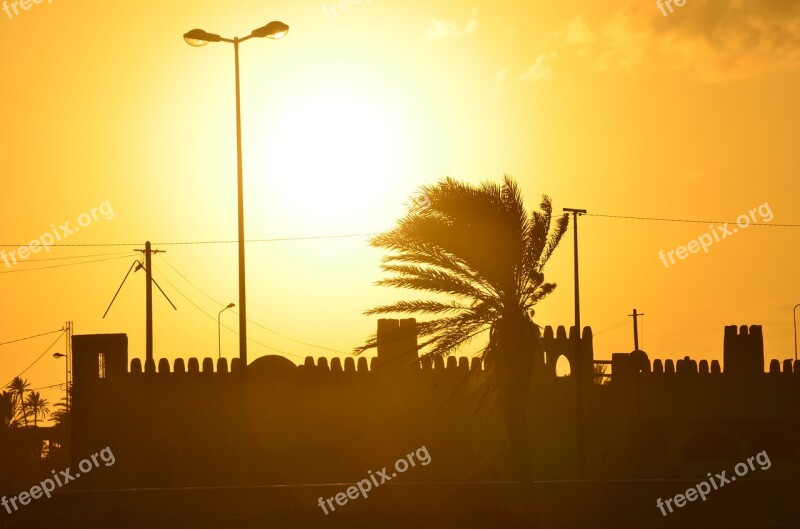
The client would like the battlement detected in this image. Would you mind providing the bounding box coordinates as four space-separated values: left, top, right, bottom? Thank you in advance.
122 354 482 375
105 322 593 378
74 322 795 384
724 324 765 375
68 320 800 488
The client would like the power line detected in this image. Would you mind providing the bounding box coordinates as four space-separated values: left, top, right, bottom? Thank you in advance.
30 382 66 391
0 254 137 274
158 258 347 355
587 213 800 227
151 268 308 361
1 251 133 263
3 331 65 388
0 233 377 248
593 318 630 338
0 328 65 347
0 210 797 250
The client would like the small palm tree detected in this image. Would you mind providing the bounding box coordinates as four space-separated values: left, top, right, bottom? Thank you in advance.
51 398 70 428
7 377 30 426
593 363 610 385
0 391 17 428
24 391 49 426
356 176 568 482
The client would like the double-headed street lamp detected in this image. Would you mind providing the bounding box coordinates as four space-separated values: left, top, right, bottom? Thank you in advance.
183 20 288 379
184 19 289 486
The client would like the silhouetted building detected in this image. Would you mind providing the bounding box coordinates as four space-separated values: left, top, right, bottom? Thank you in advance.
65 321 799 488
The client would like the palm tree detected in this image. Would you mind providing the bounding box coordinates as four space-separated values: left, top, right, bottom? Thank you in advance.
0 391 17 428
7 377 30 426
356 175 568 482
50 398 70 428
24 391 49 426
593 363 610 385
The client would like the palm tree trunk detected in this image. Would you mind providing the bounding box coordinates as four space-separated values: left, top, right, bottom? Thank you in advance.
494 325 535 484
497 372 533 483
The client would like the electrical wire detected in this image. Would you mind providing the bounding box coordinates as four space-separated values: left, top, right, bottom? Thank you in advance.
151 268 308 361
0 233 377 248
0 254 137 274
586 213 800 227
1 209 798 250
2 251 133 263
158 258 347 354
0 328 65 347
641 314 645 349
29 382 66 391
2 331 65 389
593 318 630 338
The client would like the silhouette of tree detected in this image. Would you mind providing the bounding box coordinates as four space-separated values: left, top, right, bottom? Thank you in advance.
24 391 49 426
593 363 610 385
7 377 30 426
51 397 70 429
356 175 568 482
0 391 18 428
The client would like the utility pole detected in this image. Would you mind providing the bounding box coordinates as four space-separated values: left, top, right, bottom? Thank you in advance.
136 242 164 364
104 242 176 365
628 308 645 479
793 304 799 362
65 321 72 412
563 207 587 479
629 308 645 351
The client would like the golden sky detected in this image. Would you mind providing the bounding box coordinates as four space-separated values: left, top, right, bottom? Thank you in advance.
2 0 799 409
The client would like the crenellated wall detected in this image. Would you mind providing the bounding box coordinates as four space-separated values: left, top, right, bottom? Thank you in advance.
69 320 800 489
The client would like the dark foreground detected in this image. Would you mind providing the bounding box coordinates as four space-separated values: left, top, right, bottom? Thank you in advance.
1 480 797 529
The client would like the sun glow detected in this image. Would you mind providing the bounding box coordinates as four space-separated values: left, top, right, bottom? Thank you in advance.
253 84 419 233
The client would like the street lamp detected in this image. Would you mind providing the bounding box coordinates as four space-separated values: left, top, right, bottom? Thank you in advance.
218 303 236 359
52 352 68 411
184 19 288 486
183 19 288 380
794 304 799 362
183 20 288 377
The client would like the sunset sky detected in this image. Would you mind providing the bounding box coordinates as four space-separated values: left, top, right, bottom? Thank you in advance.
1 0 799 411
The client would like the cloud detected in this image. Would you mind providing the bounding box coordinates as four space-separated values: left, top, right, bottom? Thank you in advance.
516 55 553 82
560 1 800 80
495 66 511 82
652 0 800 79
425 8 478 41
565 17 596 47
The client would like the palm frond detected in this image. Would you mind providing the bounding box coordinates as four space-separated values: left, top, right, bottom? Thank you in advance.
364 300 470 316
375 265 500 307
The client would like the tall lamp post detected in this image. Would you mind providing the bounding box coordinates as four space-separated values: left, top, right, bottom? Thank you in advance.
218 303 236 359
183 20 289 382
794 304 799 362
564 207 587 479
184 20 289 485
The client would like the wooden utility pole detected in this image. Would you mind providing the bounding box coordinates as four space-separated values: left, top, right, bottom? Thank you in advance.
629 308 645 351
564 207 587 479
136 241 164 364
103 242 176 366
